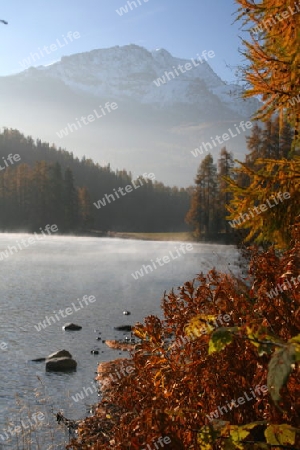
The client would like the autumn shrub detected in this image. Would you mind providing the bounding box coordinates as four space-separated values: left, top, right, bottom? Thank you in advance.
67 224 300 450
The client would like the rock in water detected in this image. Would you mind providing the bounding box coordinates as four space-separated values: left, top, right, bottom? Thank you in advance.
47 350 72 359
45 349 76 372
114 325 132 332
46 357 77 372
62 323 82 331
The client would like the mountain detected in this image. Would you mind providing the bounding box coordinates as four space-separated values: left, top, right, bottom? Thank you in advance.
0 44 259 186
0 129 192 233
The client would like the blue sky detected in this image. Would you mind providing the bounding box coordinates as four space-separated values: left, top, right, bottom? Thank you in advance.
0 0 247 82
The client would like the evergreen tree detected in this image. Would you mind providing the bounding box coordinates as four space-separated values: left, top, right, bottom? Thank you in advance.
218 147 234 237
30 161 50 230
63 167 79 232
186 154 218 239
78 186 94 231
48 162 64 230
15 163 32 227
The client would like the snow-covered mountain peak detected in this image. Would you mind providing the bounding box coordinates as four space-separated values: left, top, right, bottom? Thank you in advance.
16 44 259 117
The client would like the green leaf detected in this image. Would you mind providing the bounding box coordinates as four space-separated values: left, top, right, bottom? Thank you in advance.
197 426 217 449
267 344 296 403
289 334 300 344
230 425 251 445
228 422 267 449
185 314 219 339
265 424 296 446
208 327 235 355
231 422 261 442
294 344 300 363
246 325 284 351
289 335 300 362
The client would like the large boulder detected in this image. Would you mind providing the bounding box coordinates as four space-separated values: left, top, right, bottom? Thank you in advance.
62 323 82 331
46 357 77 372
45 349 77 372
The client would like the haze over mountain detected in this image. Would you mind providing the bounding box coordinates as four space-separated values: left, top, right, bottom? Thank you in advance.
0 44 260 186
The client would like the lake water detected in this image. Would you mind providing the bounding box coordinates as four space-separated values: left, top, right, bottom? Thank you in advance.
0 234 242 449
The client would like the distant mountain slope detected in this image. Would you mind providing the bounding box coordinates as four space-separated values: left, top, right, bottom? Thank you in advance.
0 129 191 233
0 45 259 186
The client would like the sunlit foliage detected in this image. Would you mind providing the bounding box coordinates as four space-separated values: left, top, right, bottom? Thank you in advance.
67 223 300 449
236 0 300 144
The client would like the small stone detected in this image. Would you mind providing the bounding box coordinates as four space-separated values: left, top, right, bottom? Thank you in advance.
114 325 132 332
62 323 82 331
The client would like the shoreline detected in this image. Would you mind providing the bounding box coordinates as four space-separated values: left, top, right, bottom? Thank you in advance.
107 231 195 242
0 230 195 242
0 230 236 244
107 231 235 244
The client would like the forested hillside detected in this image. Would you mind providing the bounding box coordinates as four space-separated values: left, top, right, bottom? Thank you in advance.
0 129 191 233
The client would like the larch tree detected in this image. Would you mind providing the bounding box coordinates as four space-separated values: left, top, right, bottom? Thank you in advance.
236 0 300 144
224 1 300 248
225 120 300 247
226 156 300 247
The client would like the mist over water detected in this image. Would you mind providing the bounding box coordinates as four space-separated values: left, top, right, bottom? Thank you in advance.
0 234 241 448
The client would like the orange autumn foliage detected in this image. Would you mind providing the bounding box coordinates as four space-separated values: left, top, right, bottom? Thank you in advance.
67 224 300 450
